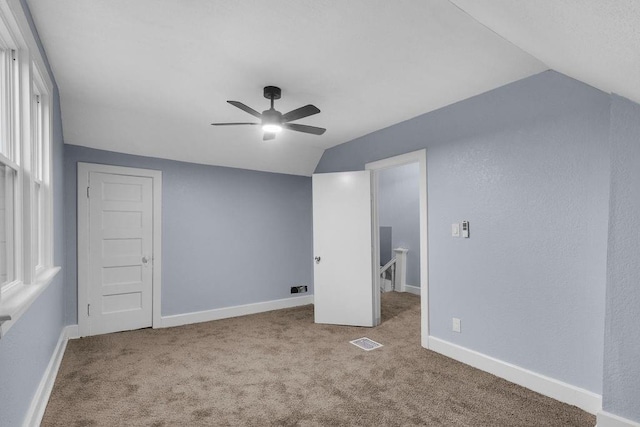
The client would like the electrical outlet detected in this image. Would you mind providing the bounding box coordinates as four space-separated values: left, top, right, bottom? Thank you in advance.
452 318 461 333
291 285 308 294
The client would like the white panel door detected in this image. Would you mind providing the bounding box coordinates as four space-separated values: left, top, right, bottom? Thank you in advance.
88 172 153 335
313 171 376 327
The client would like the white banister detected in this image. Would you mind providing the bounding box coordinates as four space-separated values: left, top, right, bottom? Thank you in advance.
380 258 396 274
393 248 409 293
380 257 396 292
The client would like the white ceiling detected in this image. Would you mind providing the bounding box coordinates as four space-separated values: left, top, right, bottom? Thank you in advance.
451 0 640 107
30 1 640 176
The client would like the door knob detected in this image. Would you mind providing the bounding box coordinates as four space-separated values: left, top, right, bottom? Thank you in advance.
142 256 150 265
315 256 321 264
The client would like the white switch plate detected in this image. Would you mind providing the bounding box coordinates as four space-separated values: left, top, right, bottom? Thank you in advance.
452 318 461 333
452 223 460 237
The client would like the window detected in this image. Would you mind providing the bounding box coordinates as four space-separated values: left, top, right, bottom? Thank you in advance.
0 46 18 291
0 0 58 334
0 164 15 288
32 86 44 271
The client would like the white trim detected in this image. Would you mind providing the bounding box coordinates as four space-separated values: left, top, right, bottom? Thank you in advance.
19 37 34 285
160 295 314 328
30 63 53 272
366 149 429 347
597 411 640 427
369 169 381 325
0 266 60 336
404 285 421 295
77 163 162 337
428 336 602 415
23 324 76 427
65 324 79 339
4 0 54 91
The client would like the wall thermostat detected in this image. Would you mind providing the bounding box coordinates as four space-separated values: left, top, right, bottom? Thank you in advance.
462 221 469 238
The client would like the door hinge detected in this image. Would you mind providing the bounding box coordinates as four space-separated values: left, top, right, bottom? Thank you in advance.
87 186 90 198
87 304 90 316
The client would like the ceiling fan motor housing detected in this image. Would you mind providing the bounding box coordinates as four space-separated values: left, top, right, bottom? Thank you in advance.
261 108 282 126
263 86 281 100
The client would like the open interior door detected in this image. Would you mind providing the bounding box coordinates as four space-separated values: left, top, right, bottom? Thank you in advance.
312 170 377 327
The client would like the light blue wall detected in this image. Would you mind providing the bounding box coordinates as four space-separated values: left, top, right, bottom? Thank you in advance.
316 71 610 394
0 1 66 426
602 94 640 423
64 145 313 321
378 163 420 286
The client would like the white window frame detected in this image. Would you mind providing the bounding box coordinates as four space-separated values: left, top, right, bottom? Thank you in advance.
0 0 60 337
31 64 51 276
0 6 22 296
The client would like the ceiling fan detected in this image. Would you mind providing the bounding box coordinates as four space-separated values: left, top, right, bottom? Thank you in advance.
211 86 326 141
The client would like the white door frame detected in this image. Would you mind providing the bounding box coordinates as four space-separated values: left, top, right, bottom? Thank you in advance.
77 162 162 337
366 149 429 348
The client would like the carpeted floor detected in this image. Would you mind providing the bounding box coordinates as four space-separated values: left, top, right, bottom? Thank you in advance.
42 292 595 426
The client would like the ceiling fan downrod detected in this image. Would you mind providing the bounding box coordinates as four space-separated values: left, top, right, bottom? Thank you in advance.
263 86 281 111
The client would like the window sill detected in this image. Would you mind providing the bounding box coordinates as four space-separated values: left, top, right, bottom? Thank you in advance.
0 266 61 338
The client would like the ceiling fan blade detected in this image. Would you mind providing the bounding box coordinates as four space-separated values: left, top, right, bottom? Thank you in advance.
281 104 320 122
283 123 326 135
263 132 276 141
227 101 262 119
211 122 259 126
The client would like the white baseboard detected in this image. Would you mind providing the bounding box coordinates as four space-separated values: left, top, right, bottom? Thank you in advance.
65 324 79 339
404 285 420 295
23 324 76 427
598 411 640 427
427 336 602 415
160 295 314 328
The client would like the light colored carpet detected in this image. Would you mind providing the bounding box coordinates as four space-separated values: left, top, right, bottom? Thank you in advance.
42 292 595 426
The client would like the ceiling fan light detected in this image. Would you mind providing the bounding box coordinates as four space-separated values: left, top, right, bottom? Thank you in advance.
262 123 282 133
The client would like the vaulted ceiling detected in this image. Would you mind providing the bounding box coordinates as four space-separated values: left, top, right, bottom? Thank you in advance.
26 1 639 176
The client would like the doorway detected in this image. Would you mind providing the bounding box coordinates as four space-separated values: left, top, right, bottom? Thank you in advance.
77 163 162 337
377 162 421 295
366 149 428 347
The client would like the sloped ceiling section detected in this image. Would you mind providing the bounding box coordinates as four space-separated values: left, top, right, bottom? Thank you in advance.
451 0 640 106
26 0 545 176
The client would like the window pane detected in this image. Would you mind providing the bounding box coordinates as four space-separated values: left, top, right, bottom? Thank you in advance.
0 163 15 286
35 181 42 268
33 93 42 181
0 49 7 157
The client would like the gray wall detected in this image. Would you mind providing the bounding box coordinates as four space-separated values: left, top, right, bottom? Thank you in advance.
64 145 313 321
0 1 66 426
378 163 421 286
316 70 610 394
602 94 640 423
